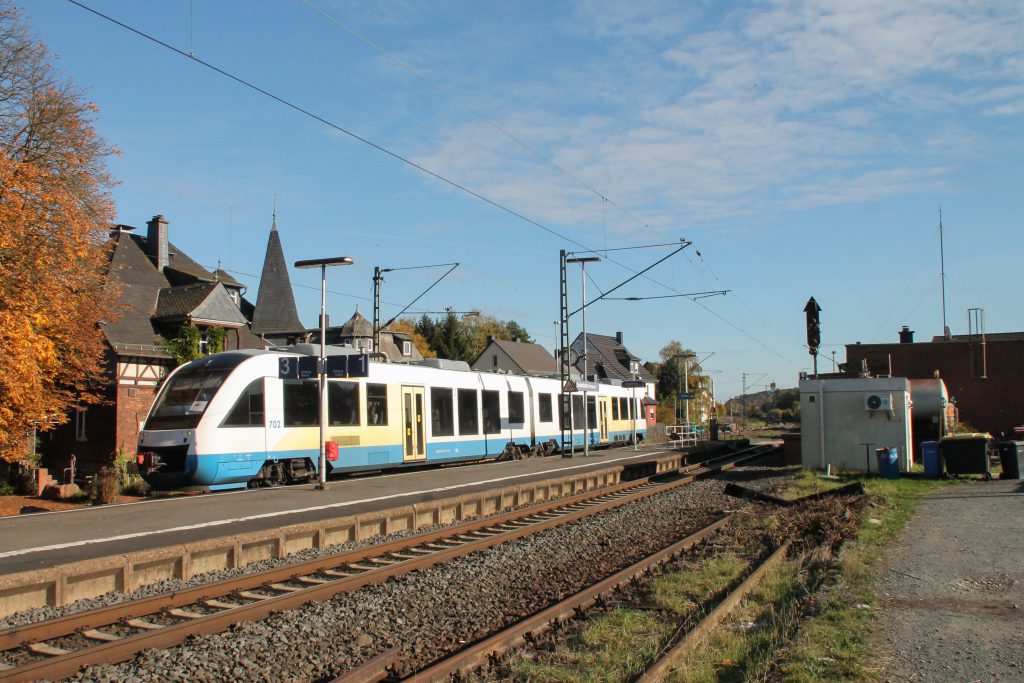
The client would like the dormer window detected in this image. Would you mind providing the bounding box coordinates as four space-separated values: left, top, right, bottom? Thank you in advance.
229 289 239 306
402 341 412 357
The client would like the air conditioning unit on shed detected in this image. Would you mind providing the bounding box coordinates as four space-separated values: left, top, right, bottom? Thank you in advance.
865 393 893 411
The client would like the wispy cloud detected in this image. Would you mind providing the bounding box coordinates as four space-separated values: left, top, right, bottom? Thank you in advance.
404 0 1023 237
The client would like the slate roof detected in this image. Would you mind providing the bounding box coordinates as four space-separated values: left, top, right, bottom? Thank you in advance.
102 232 173 355
571 332 656 383
155 282 248 326
250 219 305 336
102 227 267 358
340 308 373 338
213 269 243 288
483 339 560 376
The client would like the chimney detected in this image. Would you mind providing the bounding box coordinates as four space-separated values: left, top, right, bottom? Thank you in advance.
146 215 169 271
898 325 914 344
615 331 623 345
486 335 495 345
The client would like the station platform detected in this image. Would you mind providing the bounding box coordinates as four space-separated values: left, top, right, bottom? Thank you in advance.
0 445 678 579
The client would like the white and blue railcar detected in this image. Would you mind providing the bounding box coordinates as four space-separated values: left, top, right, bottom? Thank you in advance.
137 346 648 490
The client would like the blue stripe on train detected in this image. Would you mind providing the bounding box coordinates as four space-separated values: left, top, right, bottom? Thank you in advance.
189 427 648 489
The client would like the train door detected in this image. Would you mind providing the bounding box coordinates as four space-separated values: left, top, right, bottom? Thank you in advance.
401 386 426 462
599 397 610 443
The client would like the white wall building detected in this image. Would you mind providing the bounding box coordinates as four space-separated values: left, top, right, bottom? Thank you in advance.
799 377 913 473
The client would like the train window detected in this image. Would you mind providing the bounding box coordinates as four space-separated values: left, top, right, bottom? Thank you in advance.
222 379 265 427
538 393 553 423
619 397 628 420
283 380 319 427
482 390 501 434
458 389 479 435
328 381 359 426
586 395 596 429
145 368 230 430
431 388 454 436
508 392 525 424
366 384 388 426
572 395 584 429
611 397 620 421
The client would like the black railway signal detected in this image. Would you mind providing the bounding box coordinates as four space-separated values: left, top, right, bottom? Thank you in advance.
804 297 821 356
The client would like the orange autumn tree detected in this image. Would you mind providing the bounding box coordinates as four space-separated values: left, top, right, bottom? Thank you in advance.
390 318 437 359
0 2 118 463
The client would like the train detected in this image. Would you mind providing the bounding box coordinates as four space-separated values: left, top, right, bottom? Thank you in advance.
137 345 650 490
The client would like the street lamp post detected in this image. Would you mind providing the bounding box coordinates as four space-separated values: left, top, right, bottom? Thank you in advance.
567 256 600 457
294 256 354 490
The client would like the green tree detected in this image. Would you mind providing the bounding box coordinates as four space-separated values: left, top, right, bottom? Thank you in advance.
432 311 473 361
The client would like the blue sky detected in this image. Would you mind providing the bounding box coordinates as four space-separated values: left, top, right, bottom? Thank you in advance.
22 0 1023 399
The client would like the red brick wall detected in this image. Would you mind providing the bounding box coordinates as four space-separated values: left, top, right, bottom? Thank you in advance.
116 383 161 456
845 339 1024 435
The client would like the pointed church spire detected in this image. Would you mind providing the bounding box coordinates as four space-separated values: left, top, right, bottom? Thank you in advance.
250 212 305 341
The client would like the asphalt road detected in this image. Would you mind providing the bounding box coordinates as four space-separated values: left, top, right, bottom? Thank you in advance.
878 479 1024 682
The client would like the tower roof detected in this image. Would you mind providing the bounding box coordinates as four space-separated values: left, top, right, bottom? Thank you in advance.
340 308 373 338
250 215 305 336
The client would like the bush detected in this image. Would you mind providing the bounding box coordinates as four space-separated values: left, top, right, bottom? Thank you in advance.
121 474 150 497
93 466 119 504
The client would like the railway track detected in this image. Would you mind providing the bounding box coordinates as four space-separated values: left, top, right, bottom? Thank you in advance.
0 445 773 682
371 469 864 682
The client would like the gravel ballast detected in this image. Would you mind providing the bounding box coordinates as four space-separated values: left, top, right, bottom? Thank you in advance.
64 471 779 682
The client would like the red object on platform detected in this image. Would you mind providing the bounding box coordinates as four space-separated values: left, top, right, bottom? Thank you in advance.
326 441 339 461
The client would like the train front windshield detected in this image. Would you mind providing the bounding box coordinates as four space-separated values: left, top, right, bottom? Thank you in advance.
145 368 230 430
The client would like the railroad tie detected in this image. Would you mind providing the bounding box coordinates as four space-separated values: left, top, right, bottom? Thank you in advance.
126 618 163 630
27 642 73 656
294 575 332 585
267 583 303 593
168 608 206 619
81 629 121 642
204 598 243 609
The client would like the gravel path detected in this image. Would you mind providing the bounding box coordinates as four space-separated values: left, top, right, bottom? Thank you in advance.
878 479 1024 682
65 474 765 682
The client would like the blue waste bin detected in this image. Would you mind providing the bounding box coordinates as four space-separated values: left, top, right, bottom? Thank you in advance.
876 447 900 479
921 441 941 478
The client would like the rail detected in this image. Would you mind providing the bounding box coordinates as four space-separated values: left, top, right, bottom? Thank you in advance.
0 447 773 682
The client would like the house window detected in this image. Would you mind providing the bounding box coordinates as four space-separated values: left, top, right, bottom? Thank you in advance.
229 289 239 306
458 388 479 435
75 407 87 441
431 388 454 436
482 390 501 434
198 331 209 356
538 393 553 423
492 354 498 368
630 361 639 374
402 341 412 357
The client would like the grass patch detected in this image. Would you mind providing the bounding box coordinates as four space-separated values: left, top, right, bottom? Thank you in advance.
505 608 669 682
774 474 956 681
666 557 807 683
651 553 746 615
504 552 751 682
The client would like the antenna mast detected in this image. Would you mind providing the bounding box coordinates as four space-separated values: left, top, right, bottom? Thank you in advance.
939 207 948 339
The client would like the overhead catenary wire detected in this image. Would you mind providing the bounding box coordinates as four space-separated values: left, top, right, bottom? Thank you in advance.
298 0 654 237
70 0 800 368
